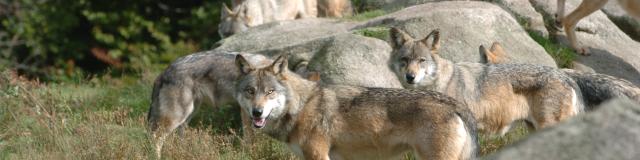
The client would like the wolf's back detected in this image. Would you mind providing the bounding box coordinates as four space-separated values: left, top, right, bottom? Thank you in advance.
562 69 640 110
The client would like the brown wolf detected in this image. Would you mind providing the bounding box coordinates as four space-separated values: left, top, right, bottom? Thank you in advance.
389 28 585 135
482 43 640 109
318 0 353 18
555 0 640 55
234 54 478 160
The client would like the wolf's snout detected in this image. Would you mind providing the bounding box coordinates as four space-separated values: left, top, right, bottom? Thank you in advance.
406 74 416 83
252 108 263 118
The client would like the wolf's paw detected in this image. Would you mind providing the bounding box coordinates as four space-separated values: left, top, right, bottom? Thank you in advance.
576 27 596 34
576 47 590 56
553 14 564 31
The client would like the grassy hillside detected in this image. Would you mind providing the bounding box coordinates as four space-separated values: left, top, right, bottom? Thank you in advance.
0 69 296 159
0 66 530 159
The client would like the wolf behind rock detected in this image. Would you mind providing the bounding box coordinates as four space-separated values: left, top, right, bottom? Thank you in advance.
389 28 585 136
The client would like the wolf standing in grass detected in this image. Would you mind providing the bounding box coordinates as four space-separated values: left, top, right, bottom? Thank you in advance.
235 54 478 160
146 52 272 158
389 28 585 136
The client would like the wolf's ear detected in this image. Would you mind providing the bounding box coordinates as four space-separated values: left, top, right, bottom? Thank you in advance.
487 42 506 64
270 54 289 75
479 45 492 64
421 29 440 53
221 3 233 18
390 27 412 49
235 54 254 74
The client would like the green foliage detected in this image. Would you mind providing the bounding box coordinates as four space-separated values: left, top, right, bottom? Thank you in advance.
1 0 231 81
479 122 530 156
345 9 386 21
352 26 390 40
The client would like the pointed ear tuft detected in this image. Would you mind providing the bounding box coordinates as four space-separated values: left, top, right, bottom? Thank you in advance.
390 27 412 49
270 54 289 75
235 54 254 74
421 29 440 53
488 42 506 64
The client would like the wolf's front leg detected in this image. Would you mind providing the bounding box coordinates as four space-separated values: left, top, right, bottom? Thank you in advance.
240 108 254 144
301 137 331 160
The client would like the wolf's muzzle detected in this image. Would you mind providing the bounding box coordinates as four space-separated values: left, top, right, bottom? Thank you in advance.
406 74 416 84
252 108 263 118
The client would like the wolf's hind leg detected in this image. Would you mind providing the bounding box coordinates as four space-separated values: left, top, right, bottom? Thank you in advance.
148 86 195 158
561 0 608 55
530 81 579 129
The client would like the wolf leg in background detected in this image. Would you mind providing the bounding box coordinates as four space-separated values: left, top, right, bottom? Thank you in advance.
218 0 318 38
234 54 478 160
317 0 353 18
389 28 584 136
482 46 640 109
555 0 640 55
146 52 318 158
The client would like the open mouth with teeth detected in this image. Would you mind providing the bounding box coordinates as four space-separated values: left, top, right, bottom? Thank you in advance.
253 117 267 128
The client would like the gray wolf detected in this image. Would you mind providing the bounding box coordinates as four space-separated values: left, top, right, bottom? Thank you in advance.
147 51 318 158
318 0 353 18
482 44 640 109
235 54 478 160
218 0 318 38
555 0 640 55
389 28 585 135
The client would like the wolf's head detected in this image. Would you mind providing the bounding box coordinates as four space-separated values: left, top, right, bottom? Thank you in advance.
235 54 292 129
218 3 250 38
389 28 441 88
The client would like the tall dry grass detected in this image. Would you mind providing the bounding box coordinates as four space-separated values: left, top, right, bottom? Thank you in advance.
0 69 527 159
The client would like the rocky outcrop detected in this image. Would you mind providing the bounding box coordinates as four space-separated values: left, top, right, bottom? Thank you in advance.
214 18 403 88
530 0 640 85
486 98 640 160
602 0 640 41
362 1 558 67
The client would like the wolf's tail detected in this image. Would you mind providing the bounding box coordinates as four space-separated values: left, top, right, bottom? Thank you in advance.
561 69 640 110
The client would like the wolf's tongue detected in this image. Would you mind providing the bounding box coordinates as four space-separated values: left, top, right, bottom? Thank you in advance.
253 118 266 128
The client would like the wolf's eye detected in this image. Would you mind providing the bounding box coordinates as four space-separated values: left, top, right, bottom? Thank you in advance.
419 57 427 62
267 89 274 95
245 88 255 95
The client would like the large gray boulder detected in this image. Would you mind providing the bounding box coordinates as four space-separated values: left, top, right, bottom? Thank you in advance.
214 18 403 88
602 0 640 41
530 0 640 85
362 1 558 67
214 1 564 88
495 0 549 37
486 98 640 160
359 0 550 37
306 34 402 87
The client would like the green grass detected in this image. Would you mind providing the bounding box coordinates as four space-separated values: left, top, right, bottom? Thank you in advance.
352 26 390 40
344 9 386 21
527 31 577 68
479 122 530 156
0 69 295 159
